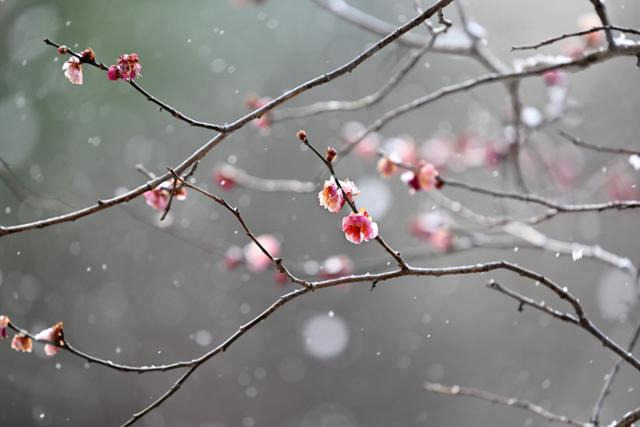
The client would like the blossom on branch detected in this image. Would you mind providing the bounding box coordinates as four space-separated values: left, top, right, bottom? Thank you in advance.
34 322 64 356
11 334 32 353
0 315 9 340
342 209 378 244
401 161 439 194
244 234 281 272
62 57 83 85
143 180 187 212
318 177 360 213
107 53 142 81
377 154 399 178
246 95 273 131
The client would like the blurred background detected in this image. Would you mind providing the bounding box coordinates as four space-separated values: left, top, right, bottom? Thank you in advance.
0 0 639 426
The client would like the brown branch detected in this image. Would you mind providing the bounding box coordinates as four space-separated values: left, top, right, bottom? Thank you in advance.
611 408 640 427
43 39 226 133
214 164 317 193
0 0 455 239
169 170 313 290
512 26 640 51
6 321 191 373
424 382 592 427
438 175 640 213
591 318 640 425
337 43 640 158
587 0 615 47
487 280 579 324
311 0 469 55
559 130 640 156
272 39 436 122
297 131 407 269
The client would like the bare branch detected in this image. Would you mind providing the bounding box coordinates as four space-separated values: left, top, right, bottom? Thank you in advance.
0 0 455 238
559 130 640 156
43 39 226 133
439 175 640 214
512 26 640 51
169 170 313 290
591 319 640 425
424 381 592 427
337 44 640 158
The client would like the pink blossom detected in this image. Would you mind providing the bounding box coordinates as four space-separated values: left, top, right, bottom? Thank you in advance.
318 178 359 213
342 210 379 244
246 95 273 131
377 155 399 178
244 234 280 272
107 53 142 81
11 334 32 353
542 70 567 87
401 161 439 194
34 322 64 356
62 57 83 85
143 180 187 212
273 270 288 286
401 170 421 193
382 136 418 165
410 212 453 252
420 137 453 169
578 13 605 47
224 245 244 270
606 170 639 201
354 133 381 160
319 255 353 279
416 161 439 190
0 315 9 340
213 165 237 191
107 65 120 81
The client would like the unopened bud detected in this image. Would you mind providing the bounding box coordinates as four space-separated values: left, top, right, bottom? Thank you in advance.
80 47 96 62
296 129 307 142
326 147 337 163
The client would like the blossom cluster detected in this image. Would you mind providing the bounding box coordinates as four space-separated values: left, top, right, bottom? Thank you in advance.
0 316 64 357
143 179 188 212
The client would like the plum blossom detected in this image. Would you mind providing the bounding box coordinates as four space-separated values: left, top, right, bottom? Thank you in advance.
213 165 237 191
318 178 360 213
244 234 281 272
11 334 32 353
578 13 605 48
382 136 418 165
62 57 83 85
34 322 64 356
246 95 273 131
0 315 9 340
542 70 567 87
377 154 399 178
410 212 453 252
107 53 142 81
143 180 187 212
342 209 379 244
224 245 244 270
401 161 439 194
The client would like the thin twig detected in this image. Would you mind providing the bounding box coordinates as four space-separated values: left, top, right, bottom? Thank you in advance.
336 43 640 158
0 0 455 238
559 130 640 156
297 132 407 269
43 39 226 133
512 25 640 51
591 318 640 425
424 381 592 427
439 175 640 213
